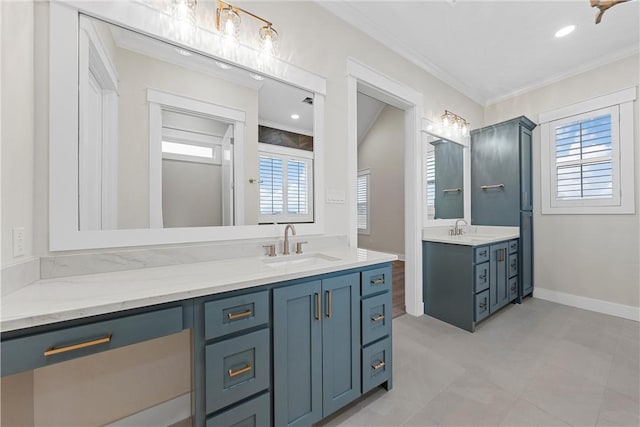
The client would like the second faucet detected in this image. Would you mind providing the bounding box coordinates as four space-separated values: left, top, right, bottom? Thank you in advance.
282 224 296 255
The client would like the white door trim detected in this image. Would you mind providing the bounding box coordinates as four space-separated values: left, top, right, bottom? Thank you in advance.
347 58 424 316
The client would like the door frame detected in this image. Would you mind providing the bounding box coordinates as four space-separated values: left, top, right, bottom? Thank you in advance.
347 58 424 316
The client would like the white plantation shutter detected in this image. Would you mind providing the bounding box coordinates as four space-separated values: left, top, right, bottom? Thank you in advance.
357 170 370 234
426 151 435 207
555 113 613 200
259 148 313 222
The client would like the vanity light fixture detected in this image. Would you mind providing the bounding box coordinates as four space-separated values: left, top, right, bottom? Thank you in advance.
441 110 470 136
215 0 279 57
291 114 300 120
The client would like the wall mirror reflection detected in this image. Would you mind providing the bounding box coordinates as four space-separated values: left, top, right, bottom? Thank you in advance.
425 136 464 220
78 14 315 232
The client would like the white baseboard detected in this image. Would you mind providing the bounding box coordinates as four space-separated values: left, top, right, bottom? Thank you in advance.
534 287 640 322
106 393 191 427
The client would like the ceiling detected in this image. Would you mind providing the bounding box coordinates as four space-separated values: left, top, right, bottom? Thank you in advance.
319 1 639 106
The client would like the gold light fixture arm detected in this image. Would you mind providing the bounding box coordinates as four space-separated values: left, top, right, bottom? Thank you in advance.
590 0 631 24
216 0 273 30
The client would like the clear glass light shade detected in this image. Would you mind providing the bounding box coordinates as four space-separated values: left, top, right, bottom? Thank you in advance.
171 0 197 42
219 7 241 45
259 25 278 57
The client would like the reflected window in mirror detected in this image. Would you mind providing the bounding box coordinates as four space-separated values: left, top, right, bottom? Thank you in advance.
424 138 464 220
258 126 314 224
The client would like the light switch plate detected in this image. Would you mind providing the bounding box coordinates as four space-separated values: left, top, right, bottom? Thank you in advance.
326 189 346 204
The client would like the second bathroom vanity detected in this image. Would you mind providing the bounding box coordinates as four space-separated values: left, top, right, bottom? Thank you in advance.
422 226 520 332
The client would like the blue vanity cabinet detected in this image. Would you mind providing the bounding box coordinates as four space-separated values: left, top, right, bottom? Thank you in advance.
273 272 361 427
471 116 536 300
360 265 393 394
196 290 271 427
423 240 519 332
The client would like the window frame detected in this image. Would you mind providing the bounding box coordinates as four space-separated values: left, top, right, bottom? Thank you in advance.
540 87 636 215
258 143 314 224
357 169 371 235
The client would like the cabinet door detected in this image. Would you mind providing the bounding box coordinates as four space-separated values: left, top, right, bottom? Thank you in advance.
520 126 533 211
489 242 509 313
521 212 533 296
322 273 361 416
471 124 520 226
273 281 322 427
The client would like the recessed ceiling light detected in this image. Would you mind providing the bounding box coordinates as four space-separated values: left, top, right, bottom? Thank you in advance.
175 47 192 56
555 25 576 38
250 73 264 81
216 61 232 70
291 114 300 120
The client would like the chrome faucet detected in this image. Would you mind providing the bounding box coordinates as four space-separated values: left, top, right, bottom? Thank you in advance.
282 224 296 255
451 219 468 236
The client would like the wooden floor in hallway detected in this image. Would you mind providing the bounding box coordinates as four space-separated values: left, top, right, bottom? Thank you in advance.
392 260 405 318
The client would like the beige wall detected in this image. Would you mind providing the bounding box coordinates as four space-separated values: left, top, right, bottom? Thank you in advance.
1 0 34 266
484 54 640 308
357 105 405 256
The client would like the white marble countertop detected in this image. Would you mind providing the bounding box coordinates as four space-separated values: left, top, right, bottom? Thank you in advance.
1 247 396 333
422 225 520 246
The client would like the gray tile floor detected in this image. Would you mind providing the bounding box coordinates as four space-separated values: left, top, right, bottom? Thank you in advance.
319 298 640 427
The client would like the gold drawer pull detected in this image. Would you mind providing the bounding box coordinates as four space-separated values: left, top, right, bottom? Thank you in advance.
228 363 252 377
227 309 252 320
44 335 112 356
371 361 386 371
371 314 385 322
371 278 385 285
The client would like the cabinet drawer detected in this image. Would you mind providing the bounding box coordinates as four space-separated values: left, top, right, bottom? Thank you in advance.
475 290 490 322
362 293 391 346
508 239 518 254
474 246 490 264
1 306 183 377
205 392 270 427
509 254 518 277
205 291 269 341
474 262 489 293
509 277 518 300
362 337 392 394
206 329 270 414
361 265 392 296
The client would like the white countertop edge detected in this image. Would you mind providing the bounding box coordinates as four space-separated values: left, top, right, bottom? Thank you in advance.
422 234 520 246
1 248 396 332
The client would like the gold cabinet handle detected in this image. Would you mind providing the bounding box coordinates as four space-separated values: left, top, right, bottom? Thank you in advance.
315 293 321 320
371 361 386 371
371 278 385 285
44 335 112 356
326 290 332 318
371 314 385 322
227 309 252 320
228 363 252 377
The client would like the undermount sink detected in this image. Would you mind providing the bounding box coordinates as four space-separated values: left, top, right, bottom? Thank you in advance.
262 253 341 268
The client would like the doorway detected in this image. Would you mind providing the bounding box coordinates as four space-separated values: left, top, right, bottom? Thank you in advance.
356 94 406 317
347 59 424 317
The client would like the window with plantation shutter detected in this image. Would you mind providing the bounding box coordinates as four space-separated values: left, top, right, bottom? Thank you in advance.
357 170 370 234
540 88 635 214
258 144 313 223
426 150 435 208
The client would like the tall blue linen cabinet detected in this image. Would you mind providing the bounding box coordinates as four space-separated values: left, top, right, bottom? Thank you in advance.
471 116 536 299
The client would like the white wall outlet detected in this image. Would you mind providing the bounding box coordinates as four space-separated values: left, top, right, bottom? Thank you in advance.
326 189 346 204
12 227 25 257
